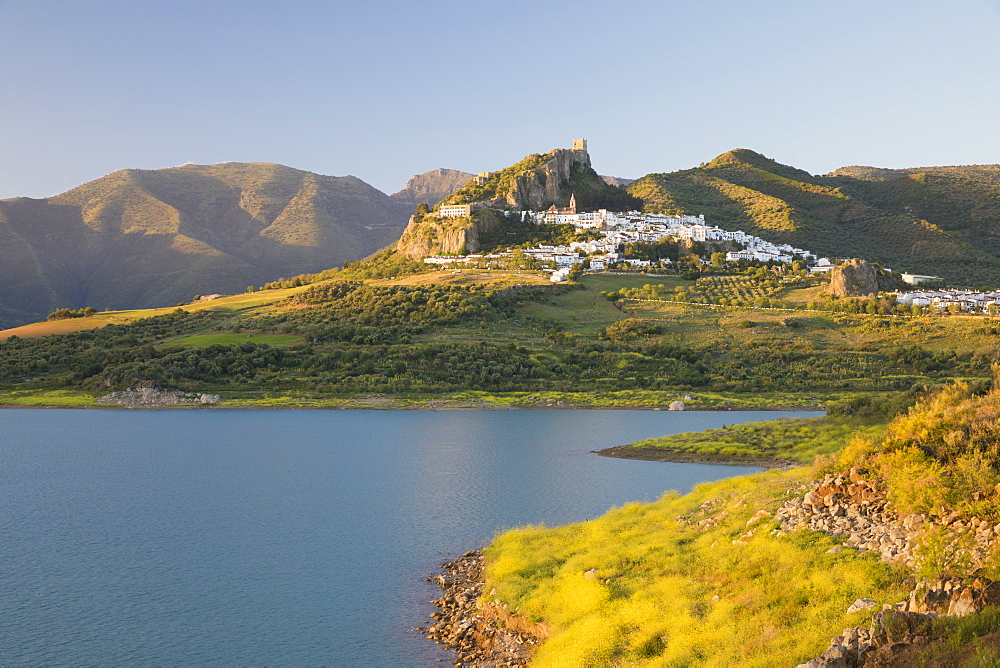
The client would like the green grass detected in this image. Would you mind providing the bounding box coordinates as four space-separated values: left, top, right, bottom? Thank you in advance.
485 468 910 666
581 274 689 293
627 415 884 463
0 389 97 406
163 333 304 347
513 275 688 337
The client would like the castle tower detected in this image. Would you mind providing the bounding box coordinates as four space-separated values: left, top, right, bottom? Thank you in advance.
573 138 587 152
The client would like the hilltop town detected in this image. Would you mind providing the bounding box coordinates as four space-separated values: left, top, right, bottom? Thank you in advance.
418 140 1000 313
423 140 819 280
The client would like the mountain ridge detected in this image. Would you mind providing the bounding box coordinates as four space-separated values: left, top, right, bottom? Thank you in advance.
4 147 1000 329
626 149 999 283
0 162 412 328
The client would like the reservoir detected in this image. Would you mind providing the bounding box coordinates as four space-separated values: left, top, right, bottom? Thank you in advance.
0 409 820 664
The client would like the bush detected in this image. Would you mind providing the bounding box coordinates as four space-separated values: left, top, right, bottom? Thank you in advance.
598 318 663 342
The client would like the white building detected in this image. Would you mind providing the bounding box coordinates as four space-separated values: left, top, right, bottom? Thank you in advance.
901 273 943 286
439 204 473 218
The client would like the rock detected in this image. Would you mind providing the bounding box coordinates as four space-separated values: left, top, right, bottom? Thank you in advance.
847 598 878 614
583 568 598 580
947 587 979 616
871 609 937 645
828 259 880 297
746 510 772 527
667 400 685 411
423 550 539 665
97 384 221 407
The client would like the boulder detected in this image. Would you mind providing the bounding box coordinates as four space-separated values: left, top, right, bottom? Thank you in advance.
828 259 879 297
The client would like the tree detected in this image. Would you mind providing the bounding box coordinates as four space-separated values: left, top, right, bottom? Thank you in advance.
246 285 257 293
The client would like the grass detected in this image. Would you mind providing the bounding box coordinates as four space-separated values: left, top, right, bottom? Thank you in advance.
626 415 884 463
483 381 1000 665
164 333 304 347
511 275 687 337
387 269 551 288
0 284 314 340
581 273 689 293
0 389 97 406
485 468 910 666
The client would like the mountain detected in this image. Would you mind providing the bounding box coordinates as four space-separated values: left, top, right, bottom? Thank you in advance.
0 163 412 328
439 145 640 212
396 144 642 259
824 164 1000 262
627 149 1000 284
391 168 474 207
601 175 635 187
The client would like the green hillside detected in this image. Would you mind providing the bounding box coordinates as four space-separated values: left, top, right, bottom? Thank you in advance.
627 149 999 285
1 268 996 408
0 163 412 328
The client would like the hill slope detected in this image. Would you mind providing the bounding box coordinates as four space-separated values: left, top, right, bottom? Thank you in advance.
391 168 474 207
0 163 412 327
627 150 999 284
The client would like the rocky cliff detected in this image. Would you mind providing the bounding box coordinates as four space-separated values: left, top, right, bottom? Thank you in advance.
396 145 638 260
503 148 594 210
395 209 510 260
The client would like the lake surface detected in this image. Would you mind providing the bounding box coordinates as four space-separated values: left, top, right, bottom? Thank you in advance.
0 408 820 665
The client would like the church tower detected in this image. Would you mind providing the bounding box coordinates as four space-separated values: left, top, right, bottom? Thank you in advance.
569 193 577 213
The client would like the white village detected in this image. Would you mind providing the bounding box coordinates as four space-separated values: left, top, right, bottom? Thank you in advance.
421 140 999 314
427 195 1000 314
427 197 819 280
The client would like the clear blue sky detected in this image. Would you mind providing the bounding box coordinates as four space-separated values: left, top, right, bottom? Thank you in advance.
1 0 998 199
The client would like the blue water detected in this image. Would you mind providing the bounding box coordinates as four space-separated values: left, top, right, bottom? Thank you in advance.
0 409 820 664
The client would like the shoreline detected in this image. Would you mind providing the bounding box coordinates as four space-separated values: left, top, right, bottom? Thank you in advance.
0 401 824 412
420 550 543 666
596 443 799 469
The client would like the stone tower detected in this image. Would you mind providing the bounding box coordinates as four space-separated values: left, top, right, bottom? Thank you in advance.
573 138 587 152
569 193 577 213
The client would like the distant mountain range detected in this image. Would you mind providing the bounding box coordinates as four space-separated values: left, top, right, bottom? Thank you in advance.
2 148 999 329
0 163 417 328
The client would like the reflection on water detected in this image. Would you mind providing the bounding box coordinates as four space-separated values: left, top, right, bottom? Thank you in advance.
0 408 819 664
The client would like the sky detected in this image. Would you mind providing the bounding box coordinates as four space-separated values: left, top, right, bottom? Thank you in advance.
1 0 999 199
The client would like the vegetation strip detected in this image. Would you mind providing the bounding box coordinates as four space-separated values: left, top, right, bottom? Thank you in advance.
596 443 797 469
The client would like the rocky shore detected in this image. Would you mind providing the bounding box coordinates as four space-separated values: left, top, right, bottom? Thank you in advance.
418 551 545 666
97 384 220 407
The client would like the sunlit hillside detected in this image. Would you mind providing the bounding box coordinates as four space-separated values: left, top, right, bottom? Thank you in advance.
0 162 412 328
628 149 1000 284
